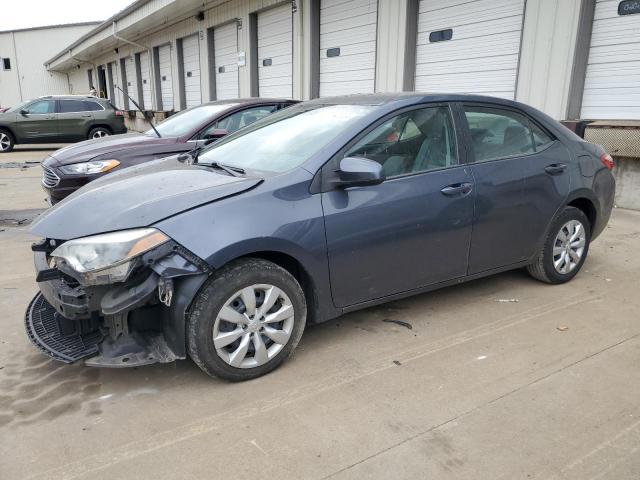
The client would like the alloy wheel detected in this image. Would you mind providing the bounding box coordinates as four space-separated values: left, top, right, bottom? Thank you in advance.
0 133 11 151
92 130 109 139
212 284 295 369
553 220 586 274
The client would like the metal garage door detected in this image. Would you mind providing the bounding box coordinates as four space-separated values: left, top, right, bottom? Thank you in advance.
319 0 377 97
124 56 138 107
158 44 174 110
581 0 640 119
214 23 240 100
181 34 202 108
257 4 293 98
414 0 525 99
139 52 152 109
109 61 125 108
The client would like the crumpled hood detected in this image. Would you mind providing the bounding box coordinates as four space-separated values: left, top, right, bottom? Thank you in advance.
47 133 177 165
31 156 262 240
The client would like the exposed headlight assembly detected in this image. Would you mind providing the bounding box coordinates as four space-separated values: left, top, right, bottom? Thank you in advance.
59 159 120 175
51 228 169 285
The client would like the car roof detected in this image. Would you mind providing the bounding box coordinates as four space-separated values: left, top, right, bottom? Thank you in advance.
37 95 105 101
199 98 298 107
304 92 525 109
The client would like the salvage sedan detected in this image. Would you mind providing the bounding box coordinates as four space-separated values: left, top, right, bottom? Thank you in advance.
26 94 615 381
41 98 296 204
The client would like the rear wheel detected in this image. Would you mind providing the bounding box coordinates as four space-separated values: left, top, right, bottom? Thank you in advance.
187 258 307 381
0 129 15 153
527 206 591 284
88 127 111 140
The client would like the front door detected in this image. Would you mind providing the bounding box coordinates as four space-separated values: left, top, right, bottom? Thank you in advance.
459 104 571 274
322 105 474 307
14 99 57 142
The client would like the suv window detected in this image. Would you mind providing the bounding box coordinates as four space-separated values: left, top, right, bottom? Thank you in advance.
464 106 537 162
58 100 89 113
345 106 457 178
206 105 278 135
25 100 54 114
84 101 104 111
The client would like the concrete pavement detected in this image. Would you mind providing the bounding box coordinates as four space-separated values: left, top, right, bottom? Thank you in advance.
1 145 639 480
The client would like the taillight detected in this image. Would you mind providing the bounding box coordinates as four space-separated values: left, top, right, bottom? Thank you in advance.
115 110 124 117
600 153 614 170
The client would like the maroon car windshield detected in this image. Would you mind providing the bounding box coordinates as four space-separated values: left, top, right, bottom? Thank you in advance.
147 104 238 138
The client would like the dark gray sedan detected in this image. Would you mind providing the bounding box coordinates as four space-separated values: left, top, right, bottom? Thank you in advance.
26 93 615 381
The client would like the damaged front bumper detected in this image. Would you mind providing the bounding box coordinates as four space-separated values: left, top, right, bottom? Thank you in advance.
25 239 209 367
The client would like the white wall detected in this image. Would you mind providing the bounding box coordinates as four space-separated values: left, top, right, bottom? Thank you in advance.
0 24 97 108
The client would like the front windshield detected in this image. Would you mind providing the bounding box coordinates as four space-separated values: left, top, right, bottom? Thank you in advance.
197 104 375 173
7 101 29 112
147 104 238 137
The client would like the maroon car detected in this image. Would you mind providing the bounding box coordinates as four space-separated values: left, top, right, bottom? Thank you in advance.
41 98 297 204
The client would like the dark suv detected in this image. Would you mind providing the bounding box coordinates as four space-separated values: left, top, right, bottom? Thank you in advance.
0 95 126 152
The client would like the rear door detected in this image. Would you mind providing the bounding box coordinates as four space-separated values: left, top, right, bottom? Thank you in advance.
14 99 57 141
322 104 474 307
458 103 571 274
56 99 94 141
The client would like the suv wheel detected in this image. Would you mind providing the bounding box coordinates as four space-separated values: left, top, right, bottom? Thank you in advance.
187 258 307 381
0 130 15 153
88 127 111 140
527 206 591 284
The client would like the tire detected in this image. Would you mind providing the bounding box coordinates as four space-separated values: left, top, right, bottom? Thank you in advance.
88 127 111 140
187 258 307 381
527 206 591 284
0 129 15 153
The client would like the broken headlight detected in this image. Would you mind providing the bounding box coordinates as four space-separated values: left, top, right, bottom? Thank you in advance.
51 228 169 285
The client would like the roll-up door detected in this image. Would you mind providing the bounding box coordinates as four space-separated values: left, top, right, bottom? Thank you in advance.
181 34 202 108
139 52 152 109
319 0 377 97
109 61 125 108
158 44 174 110
214 23 240 99
414 0 525 99
581 0 640 119
124 56 138 107
257 4 293 98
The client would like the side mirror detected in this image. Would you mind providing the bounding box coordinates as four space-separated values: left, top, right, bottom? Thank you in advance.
20 109 28 116
333 157 385 189
204 128 229 143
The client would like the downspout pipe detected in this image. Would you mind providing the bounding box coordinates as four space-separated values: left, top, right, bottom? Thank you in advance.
112 21 158 110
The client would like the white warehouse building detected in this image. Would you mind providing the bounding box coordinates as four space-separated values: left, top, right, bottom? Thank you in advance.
43 0 640 122
0 22 100 108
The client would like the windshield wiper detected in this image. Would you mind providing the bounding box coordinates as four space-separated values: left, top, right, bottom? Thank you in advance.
206 162 245 177
178 146 245 177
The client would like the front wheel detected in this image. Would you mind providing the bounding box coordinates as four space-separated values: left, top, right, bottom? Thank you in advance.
0 129 15 153
187 258 307 381
88 127 111 140
527 206 591 284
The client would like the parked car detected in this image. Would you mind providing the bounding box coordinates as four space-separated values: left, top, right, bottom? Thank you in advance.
40 98 297 204
26 93 615 381
0 95 127 153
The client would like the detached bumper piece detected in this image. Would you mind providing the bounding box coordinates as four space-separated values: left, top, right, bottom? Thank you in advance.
25 292 103 363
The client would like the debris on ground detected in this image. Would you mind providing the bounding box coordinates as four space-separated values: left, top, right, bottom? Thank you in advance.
557 325 569 331
496 298 519 303
393 360 402 366
383 319 413 330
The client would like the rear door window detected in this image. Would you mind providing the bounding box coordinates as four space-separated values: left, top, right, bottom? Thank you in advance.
84 101 104 111
463 106 536 162
58 100 90 113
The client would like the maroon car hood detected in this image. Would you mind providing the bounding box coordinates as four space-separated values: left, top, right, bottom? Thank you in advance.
47 133 179 166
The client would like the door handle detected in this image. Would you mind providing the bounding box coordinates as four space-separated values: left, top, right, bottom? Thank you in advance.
441 182 473 197
81 114 91 117
545 163 567 175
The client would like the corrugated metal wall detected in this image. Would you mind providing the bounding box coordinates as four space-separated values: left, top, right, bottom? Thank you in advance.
0 24 96 107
